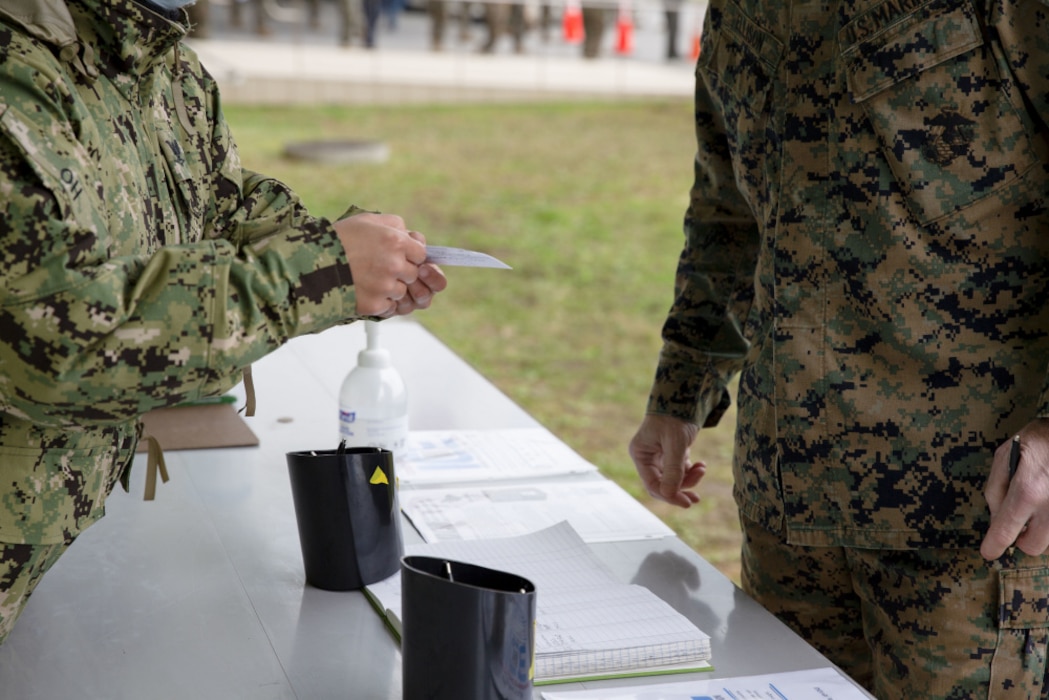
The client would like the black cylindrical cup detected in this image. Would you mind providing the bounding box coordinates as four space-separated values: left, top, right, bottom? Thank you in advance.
286 447 403 591
402 555 536 700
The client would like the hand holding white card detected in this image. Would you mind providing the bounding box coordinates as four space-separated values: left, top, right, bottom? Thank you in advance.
425 245 511 269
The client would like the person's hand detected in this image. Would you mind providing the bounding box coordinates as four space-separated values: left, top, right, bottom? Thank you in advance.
628 414 706 508
333 212 448 317
981 418 1049 559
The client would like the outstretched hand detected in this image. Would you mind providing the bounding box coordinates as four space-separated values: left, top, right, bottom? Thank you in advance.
333 212 448 317
628 414 706 508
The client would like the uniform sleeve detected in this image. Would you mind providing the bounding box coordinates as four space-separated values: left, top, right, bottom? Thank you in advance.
645 59 762 427
0 51 360 428
989 0 1049 417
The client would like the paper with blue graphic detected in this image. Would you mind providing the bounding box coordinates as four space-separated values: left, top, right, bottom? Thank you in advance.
540 667 871 699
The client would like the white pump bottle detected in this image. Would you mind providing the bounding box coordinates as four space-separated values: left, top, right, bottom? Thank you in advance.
338 321 409 462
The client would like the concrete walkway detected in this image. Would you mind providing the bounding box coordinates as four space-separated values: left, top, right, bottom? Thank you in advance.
187 1 700 103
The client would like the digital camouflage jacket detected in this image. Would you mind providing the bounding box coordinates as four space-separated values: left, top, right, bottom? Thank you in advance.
0 0 362 544
648 0 1049 548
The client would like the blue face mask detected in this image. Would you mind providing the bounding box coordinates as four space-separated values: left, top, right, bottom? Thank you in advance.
148 0 196 8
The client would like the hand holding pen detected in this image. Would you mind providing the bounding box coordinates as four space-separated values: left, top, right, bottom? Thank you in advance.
981 418 1049 559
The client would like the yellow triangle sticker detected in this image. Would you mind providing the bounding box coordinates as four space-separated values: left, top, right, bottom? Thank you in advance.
369 467 389 485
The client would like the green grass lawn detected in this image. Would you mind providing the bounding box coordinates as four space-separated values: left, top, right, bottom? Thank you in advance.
225 100 743 582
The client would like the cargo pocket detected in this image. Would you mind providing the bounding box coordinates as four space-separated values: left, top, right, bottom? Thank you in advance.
841 0 1036 225
990 567 1049 699
0 437 134 546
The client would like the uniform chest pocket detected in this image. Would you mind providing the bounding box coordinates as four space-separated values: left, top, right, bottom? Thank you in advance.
841 0 1036 225
697 0 783 210
156 128 209 244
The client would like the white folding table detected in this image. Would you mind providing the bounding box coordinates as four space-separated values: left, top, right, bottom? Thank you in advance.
0 320 871 699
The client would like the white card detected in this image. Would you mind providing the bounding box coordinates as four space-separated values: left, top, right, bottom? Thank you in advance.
425 245 511 269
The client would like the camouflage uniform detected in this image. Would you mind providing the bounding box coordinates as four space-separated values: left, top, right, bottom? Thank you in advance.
0 0 366 641
646 0 1049 693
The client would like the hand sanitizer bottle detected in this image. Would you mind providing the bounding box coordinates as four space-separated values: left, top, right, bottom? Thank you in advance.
338 321 409 462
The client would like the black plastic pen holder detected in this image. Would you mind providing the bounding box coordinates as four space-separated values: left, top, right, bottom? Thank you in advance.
286 447 403 591
401 555 536 700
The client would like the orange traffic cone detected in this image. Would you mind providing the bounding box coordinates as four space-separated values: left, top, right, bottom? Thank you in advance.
690 32 701 60
563 0 584 44
689 11 703 60
615 3 634 55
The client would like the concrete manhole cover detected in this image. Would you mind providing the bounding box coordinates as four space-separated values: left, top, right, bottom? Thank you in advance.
282 140 390 164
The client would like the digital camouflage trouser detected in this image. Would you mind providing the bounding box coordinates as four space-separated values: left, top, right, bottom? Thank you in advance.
0 420 137 645
0 540 73 644
741 514 1049 699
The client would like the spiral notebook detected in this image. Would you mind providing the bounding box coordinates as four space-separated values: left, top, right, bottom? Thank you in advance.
364 522 712 684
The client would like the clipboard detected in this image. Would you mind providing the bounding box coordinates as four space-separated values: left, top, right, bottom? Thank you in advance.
137 400 259 452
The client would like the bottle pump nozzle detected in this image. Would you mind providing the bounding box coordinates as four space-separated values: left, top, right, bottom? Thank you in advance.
365 320 380 351
359 321 391 368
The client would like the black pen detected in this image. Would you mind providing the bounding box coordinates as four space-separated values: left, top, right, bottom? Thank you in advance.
1009 435 1021 481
